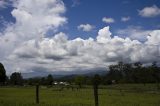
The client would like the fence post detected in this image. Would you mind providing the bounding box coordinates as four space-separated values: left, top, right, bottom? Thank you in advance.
93 82 98 106
36 84 39 104
93 74 100 106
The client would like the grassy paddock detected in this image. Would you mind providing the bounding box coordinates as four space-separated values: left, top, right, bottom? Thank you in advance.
0 84 160 106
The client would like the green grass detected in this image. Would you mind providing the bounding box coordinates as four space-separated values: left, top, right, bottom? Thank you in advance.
0 84 160 106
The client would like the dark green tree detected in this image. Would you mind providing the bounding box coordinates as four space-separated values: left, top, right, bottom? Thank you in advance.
74 76 85 88
46 74 53 85
108 62 123 83
106 61 160 84
0 63 6 84
40 77 46 85
27 77 41 85
93 74 101 85
10 72 23 85
151 62 160 89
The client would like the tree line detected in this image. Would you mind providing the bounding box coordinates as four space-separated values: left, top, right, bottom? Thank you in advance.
0 62 54 86
0 62 160 87
105 62 160 85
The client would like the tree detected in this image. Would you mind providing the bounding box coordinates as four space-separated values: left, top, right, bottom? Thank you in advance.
40 77 46 85
151 62 160 89
92 74 101 106
27 77 41 85
5 76 9 85
0 63 6 84
106 61 160 84
107 63 123 83
92 74 101 86
46 74 53 85
10 72 23 85
74 76 85 88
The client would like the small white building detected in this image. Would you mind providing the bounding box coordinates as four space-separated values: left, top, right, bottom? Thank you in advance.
53 81 70 86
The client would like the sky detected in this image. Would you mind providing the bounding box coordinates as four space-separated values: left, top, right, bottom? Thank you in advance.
0 0 160 75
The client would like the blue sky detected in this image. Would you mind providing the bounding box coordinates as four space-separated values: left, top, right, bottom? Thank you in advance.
64 0 160 39
0 0 160 39
0 0 160 74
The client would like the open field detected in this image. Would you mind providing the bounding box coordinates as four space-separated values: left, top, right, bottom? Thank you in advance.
0 84 160 106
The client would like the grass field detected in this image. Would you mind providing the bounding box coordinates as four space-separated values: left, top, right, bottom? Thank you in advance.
0 84 160 106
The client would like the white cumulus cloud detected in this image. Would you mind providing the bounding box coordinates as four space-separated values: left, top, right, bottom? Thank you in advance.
116 26 152 41
139 5 160 17
0 0 8 8
0 0 67 73
0 0 160 75
77 24 95 32
0 0 67 56
6 27 160 74
121 16 130 22
96 26 111 43
102 17 115 23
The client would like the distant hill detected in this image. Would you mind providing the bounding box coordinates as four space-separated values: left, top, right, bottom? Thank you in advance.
57 70 108 80
22 70 107 79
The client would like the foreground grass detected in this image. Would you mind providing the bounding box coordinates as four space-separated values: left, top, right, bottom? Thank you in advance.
0 84 160 106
